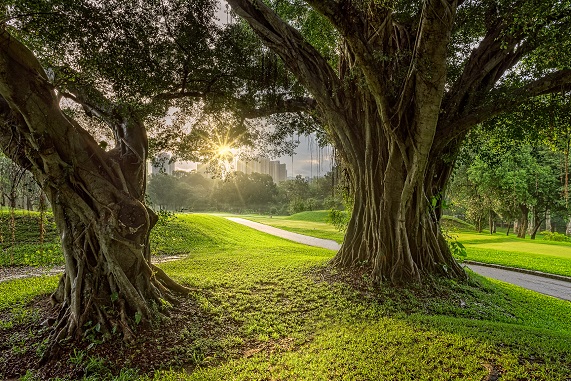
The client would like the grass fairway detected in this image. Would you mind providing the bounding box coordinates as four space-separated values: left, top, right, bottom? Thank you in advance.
243 211 345 243
2 214 571 380
246 211 571 278
455 232 571 277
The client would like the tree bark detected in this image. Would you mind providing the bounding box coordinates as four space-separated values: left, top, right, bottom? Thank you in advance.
0 29 188 353
517 204 529 238
225 0 475 284
530 211 546 240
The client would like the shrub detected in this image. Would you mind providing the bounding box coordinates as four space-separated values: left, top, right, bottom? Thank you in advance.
540 230 570 242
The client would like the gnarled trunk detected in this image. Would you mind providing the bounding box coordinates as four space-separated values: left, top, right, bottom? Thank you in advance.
329 111 465 283
0 31 188 355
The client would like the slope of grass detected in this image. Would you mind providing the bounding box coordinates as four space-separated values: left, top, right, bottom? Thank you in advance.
441 215 476 231
2 214 571 380
455 231 571 277
243 213 345 243
282 210 332 223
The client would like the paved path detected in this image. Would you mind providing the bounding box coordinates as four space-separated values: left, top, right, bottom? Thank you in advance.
227 217 571 302
0 256 183 283
466 264 571 301
226 217 341 251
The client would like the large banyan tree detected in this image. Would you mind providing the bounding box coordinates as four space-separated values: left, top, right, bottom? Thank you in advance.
0 0 309 350
227 0 571 282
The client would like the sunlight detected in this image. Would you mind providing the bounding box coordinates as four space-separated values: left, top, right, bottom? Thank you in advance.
217 144 233 157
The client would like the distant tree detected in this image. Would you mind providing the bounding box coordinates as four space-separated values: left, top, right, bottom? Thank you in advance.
450 135 566 238
213 171 277 210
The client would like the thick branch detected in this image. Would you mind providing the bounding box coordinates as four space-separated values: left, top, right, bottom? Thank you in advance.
439 69 571 144
239 96 317 119
445 3 571 120
227 0 362 166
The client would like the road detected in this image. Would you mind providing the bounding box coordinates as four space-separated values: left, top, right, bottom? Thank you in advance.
227 217 571 302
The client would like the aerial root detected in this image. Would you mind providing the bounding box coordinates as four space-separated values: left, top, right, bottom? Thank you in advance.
151 263 195 294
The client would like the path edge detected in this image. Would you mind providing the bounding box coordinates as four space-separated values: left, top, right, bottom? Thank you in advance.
463 260 571 283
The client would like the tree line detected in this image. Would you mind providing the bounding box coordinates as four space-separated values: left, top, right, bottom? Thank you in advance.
147 170 341 215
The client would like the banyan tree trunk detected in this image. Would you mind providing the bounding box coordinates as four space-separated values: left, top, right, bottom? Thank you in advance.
0 31 188 356
517 205 529 238
330 117 465 284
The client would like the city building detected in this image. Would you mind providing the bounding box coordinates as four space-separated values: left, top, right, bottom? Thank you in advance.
150 153 175 175
199 157 287 183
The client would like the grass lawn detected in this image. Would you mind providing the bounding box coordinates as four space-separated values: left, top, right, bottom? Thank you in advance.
454 231 571 277
242 211 345 243
1 214 571 380
246 211 571 278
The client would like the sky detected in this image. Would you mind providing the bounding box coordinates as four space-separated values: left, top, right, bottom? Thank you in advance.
176 136 335 179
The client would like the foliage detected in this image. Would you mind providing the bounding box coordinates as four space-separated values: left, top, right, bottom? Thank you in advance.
540 230 571 242
147 172 213 211
450 128 567 236
327 209 349 232
212 172 278 211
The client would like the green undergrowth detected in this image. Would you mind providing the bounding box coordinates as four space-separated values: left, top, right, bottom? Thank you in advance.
2 214 571 380
0 210 61 266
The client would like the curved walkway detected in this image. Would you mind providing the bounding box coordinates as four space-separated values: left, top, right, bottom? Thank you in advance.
227 217 571 302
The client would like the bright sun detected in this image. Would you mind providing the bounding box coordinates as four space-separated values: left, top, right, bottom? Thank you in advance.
217 144 232 157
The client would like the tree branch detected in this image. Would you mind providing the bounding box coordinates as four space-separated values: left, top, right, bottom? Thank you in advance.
238 96 317 119
227 0 362 165
439 69 571 144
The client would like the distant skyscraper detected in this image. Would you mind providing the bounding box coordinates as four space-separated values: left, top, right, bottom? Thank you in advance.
219 156 287 183
151 153 175 175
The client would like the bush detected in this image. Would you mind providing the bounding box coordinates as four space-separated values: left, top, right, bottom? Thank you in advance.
327 208 350 232
540 230 570 242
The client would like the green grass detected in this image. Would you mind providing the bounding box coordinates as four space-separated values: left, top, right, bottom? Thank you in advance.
2 214 571 380
455 232 571 277
282 210 332 223
242 212 345 244
0 276 59 311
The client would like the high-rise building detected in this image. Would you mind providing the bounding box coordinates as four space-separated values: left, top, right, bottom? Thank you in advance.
150 153 175 175
234 157 287 183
